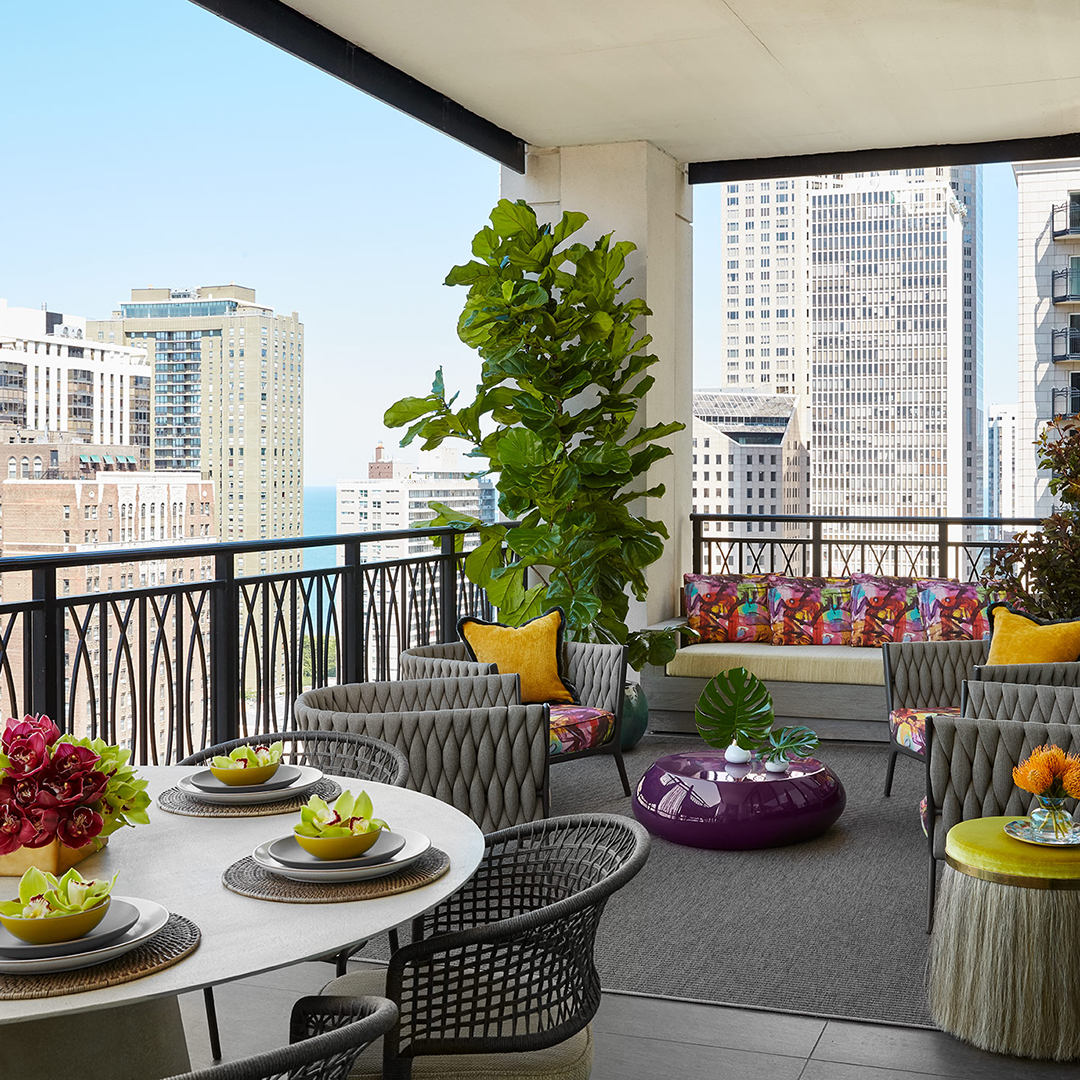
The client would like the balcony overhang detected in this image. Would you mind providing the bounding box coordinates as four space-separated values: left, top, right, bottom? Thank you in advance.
189 0 1080 177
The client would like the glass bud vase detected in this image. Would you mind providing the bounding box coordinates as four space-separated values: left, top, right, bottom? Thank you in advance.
1030 794 1073 841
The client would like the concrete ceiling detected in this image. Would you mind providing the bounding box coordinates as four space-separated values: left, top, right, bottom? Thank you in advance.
274 0 1080 166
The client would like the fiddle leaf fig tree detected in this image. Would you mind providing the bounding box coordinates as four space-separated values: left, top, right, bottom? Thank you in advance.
384 199 685 670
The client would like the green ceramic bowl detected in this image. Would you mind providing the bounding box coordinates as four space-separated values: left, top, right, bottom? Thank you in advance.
293 828 383 861
210 761 281 786
0 897 111 945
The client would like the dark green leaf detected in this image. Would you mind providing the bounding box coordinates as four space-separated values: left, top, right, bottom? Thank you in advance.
695 668 775 751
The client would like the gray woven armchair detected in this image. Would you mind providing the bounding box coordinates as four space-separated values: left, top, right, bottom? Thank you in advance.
164 995 397 1080
294 675 549 832
321 814 650 1080
923 683 1080 929
401 639 631 796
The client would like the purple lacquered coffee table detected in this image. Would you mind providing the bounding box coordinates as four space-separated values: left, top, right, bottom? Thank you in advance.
632 751 846 849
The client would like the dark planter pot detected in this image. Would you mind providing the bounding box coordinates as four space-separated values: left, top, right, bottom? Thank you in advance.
621 682 649 750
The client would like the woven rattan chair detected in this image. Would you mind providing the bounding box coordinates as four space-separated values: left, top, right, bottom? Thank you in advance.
164 995 397 1080
179 731 407 1059
923 686 1080 929
179 729 409 787
322 813 651 1080
400 639 631 796
294 676 550 832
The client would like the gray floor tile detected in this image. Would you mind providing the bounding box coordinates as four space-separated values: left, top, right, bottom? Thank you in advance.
813 1020 1078 1080
596 991 826 1058
800 1063 956 1080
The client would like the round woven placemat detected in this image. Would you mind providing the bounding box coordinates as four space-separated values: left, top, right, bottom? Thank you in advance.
0 914 200 1001
157 778 342 818
221 848 450 903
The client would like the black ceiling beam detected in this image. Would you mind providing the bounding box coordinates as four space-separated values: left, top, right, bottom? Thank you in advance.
688 132 1080 185
187 0 526 172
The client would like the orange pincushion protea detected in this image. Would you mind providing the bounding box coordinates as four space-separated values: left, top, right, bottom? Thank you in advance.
1013 744 1080 799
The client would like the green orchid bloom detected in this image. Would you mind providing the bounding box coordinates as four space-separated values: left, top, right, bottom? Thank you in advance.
211 742 284 769
295 790 387 838
0 867 117 918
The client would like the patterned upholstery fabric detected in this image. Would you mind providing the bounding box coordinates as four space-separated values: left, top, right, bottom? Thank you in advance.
683 574 770 643
919 795 929 837
916 579 1005 642
889 706 961 756
767 576 852 646
850 574 925 647
548 705 615 756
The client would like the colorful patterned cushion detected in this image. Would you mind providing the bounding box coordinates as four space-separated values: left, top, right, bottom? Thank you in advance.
683 574 771 643
920 795 930 837
916 579 1006 642
767 576 852 646
850 575 925 648
548 705 615 755
888 706 961 756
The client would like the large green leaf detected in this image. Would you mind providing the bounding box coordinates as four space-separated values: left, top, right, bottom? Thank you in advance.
383 395 440 428
695 668 775 751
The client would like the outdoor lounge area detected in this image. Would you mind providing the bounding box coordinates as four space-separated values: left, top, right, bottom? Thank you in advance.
6 2 1080 1078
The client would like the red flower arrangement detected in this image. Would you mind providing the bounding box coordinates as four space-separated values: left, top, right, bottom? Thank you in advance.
0 715 150 855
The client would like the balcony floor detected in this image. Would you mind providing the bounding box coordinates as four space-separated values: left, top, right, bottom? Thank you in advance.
179 959 1077 1078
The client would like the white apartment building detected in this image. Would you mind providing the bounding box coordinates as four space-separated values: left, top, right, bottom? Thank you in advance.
0 300 151 459
1014 160 1080 517
987 403 1019 526
715 167 981 523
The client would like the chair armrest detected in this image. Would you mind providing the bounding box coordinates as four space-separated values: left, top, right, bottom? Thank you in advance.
882 639 990 712
399 642 494 680
296 675 521 715
973 662 1080 688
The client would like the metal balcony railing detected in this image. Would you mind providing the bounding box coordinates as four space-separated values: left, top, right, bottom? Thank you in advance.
691 513 1041 581
0 527 494 765
1052 201 1080 239
1051 268 1080 304
1052 327 1080 361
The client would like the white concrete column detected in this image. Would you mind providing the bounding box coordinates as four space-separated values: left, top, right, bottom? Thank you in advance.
501 141 693 625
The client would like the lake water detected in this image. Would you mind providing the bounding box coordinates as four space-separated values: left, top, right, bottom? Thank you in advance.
302 486 337 571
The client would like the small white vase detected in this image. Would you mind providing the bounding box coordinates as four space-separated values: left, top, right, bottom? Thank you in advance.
764 757 790 773
724 743 753 764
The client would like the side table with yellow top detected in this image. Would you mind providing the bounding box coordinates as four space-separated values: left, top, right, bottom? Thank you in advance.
927 816 1080 1061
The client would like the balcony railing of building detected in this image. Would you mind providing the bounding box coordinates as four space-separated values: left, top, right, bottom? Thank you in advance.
1051 384 1080 418
1052 200 1080 240
0 527 493 766
1052 327 1080 362
692 513 1042 581
1051 267 1080 304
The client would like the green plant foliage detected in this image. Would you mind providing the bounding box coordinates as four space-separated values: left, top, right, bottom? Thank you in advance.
983 419 1080 620
764 725 820 762
384 199 686 669
695 668 776 750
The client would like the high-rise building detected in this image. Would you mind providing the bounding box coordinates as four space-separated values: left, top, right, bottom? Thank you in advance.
691 392 804 538
987 403 1019 528
1014 160 1080 517
715 168 977 525
88 285 303 575
0 300 151 460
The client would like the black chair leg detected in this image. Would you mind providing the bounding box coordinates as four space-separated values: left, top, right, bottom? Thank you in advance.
388 927 400 954
926 855 937 934
203 986 222 1060
883 745 899 796
613 746 631 798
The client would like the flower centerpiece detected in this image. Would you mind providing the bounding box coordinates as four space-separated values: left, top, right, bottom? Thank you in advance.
1012 744 1080 840
0 714 150 876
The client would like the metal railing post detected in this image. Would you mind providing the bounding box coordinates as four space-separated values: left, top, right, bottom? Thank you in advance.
210 552 239 748
811 519 823 578
692 517 703 575
30 566 63 729
341 540 362 684
439 531 458 644
938 521 949 579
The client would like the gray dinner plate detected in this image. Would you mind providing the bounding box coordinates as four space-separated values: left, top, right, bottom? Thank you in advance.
0 898 141 960
267 829 407 870
189 764 302 794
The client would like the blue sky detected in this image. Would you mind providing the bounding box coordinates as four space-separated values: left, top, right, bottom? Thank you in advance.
1 1 1018 485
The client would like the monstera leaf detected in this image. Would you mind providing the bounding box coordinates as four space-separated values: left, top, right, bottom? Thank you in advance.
695 667 775 751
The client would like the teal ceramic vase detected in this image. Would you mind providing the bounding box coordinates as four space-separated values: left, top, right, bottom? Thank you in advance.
621 683 649 750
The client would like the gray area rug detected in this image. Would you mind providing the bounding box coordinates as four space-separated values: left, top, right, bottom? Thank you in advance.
549 734 934 1027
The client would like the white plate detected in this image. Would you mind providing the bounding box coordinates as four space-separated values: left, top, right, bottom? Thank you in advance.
175 764 324 805
252 827 432 882
0 897 170 974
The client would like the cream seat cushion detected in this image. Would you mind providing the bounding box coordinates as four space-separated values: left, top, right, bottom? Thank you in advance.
666 642 885 685
323 968 594 1080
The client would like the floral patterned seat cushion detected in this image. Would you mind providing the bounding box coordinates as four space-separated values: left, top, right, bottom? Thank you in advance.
915 579 1007 642
684 574 771 643
548 705 616 756
767 576 852 646
889 706 961 756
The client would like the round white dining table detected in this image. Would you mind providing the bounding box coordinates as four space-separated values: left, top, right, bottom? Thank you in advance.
0 767 485 1080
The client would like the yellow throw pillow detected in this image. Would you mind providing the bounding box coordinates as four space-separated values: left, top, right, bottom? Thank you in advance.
986 604 1080 666
458 608 576 705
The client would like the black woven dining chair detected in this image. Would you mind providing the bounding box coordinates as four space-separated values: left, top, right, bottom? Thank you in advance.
179 729 409 788
321 813 651 1080
179 729 408 1060
164 995 397 1080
